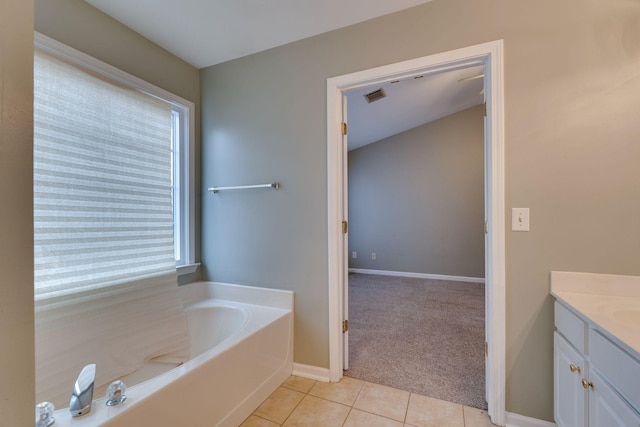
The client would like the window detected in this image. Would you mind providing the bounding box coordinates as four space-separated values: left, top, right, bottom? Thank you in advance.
171 104 195 270
35 34 195 272
33 32 195 406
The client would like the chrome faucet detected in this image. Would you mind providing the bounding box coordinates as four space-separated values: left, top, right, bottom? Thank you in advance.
69 364 96 417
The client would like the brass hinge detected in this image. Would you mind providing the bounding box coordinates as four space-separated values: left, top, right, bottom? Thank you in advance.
485 342 488 356
342 320 349 333
341 122 348 135
342 220 348 234
483 103 487 116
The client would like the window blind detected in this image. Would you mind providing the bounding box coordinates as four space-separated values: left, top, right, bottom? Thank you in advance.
34 50 191 407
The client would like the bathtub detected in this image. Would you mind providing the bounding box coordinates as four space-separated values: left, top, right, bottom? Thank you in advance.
50 281 294 427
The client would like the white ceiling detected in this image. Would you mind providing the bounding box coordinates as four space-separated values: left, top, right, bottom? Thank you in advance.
346 65 485 150
84 0 432 69
83 0 483 150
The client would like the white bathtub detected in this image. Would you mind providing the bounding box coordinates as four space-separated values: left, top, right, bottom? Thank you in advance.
51 281 294 427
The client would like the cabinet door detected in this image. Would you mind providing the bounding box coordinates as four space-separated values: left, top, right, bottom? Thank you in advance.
555 332 587 427
588 368 640 427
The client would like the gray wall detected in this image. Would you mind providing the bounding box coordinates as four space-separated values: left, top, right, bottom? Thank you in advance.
34 0 203 286
201 0 640 421
348 106 485 278
1 0 34 424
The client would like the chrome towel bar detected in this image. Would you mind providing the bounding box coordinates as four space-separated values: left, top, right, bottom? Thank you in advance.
207 182 280 193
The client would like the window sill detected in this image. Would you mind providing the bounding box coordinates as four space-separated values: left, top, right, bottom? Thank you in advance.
177 263 200 276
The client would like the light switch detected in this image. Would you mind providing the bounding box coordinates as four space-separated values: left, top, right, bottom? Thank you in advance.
512 208 530 231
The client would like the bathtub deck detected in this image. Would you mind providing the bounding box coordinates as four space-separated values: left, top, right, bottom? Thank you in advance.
49 282 294 427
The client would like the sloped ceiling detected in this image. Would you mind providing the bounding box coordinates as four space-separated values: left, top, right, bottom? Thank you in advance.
346 65 485 151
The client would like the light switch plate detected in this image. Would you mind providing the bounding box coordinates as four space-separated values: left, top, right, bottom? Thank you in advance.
512 208 530 231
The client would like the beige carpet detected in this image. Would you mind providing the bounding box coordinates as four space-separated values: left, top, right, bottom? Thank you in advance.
344 273 486 409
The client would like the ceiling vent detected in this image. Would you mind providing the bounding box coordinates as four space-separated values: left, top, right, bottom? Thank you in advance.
364 88 386 103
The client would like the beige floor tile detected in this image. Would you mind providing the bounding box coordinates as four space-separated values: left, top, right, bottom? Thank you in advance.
463 406 497 427
282 395 350 427
308 376 364 406
353 382 410 422
240 415 281 427
253 386 305 424
282 375 317 393
405 393 464 427
344 408 405 427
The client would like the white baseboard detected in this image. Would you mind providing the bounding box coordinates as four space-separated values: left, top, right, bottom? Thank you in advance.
348 268 485 284
505 412 556 427
292 363 331 383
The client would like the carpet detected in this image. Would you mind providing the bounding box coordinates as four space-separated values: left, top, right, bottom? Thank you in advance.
344 273 487 409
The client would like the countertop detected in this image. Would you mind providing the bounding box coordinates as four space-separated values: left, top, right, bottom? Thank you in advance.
551 271 640 358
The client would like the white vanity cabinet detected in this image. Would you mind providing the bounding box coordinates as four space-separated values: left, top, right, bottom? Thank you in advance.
554 300 640 427
588 368 639 427
554 302 588 427
554 331 587 426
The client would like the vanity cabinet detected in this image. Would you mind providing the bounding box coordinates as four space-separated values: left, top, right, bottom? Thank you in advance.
588 368 640 427
554 332 587 426
554 301 640 427
554 301 588 427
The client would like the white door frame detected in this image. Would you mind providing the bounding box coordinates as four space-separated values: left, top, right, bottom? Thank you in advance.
326 40 505 426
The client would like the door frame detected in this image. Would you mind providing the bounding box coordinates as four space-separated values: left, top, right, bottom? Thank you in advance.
326 40 505 425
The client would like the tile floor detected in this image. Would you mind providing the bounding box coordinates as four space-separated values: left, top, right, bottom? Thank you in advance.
241 376 497 427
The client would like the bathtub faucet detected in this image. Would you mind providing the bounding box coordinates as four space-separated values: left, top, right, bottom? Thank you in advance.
69 364 96 417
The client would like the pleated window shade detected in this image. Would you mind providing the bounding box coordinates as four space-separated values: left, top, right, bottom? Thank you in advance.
34 50 191 407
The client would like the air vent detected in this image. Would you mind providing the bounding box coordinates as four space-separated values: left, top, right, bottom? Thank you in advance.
364 88 386 103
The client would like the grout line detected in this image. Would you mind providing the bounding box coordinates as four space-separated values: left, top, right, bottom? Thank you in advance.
404 392 412 424
341 407 354 427
279 389 306 426
352 378 365 406
461 403 466 427
248 413 280 425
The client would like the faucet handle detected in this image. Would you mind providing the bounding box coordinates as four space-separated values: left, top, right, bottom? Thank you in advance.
106 380 127 406
69 364 96 417
35 401 55 427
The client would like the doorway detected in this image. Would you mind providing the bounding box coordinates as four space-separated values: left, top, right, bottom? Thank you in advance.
326 40 505 426
344 96 486 409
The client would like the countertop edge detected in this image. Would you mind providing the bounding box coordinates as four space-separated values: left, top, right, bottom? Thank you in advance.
550 271 640 298
552 289 640 360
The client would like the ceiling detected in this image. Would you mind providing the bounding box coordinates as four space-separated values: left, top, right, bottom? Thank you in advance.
346 65 485 150
84 0 433 69
83 0 483 150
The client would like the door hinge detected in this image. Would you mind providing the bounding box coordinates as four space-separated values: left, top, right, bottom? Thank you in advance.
341 122 348 135
485 342 488 356
342 220 348 234
484 220 489 234
483 103 487 116
342 320 349 333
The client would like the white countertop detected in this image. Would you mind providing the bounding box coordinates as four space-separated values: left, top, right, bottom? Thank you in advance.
551 271 640 358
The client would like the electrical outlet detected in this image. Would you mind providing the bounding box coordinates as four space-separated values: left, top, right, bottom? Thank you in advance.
352 252 357 259
371 252 377 260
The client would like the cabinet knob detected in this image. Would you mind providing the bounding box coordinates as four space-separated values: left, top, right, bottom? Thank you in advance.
582 379 594 390
569 364 581 374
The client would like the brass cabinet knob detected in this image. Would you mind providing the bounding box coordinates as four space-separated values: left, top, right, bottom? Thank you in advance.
569 364 581 374
582 379 594 389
